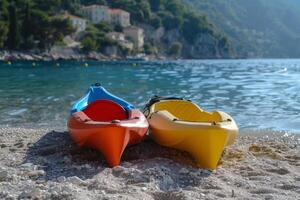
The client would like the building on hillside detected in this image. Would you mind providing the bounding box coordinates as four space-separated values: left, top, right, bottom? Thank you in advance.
124 26 144 49
81 5 130 27
106 32 133 50
82 5 110 24
62 13 87 32
109 9 130 27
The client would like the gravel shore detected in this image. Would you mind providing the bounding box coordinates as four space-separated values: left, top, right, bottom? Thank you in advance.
0 128 299 200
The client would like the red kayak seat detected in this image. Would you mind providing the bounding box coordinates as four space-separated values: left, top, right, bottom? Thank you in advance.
83 100 127 122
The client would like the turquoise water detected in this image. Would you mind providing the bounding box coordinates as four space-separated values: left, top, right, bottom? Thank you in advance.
0 59 300 133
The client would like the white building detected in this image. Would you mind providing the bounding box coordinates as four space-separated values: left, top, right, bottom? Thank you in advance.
82 5 110 24
82 5 130 27
109 9 130 27
62 13 87 32
124 26 144 49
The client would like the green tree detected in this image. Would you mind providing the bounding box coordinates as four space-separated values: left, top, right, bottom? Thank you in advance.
98 36 117 52
149 0 162 11
166 0 183 16
169 41 182 57
29 9 50 49
28 10 73 50
33 0 61 14
7 3 21 49
159 11 179 30
81 36 98 52
48 18 73 48
61 0 79 10
21 2 34 49
61 0 82 15
166 0 183 27
0 22 8 48
0 0 8 48
0 0 8 15
150 15 161 29
182 12 212 43
95 21 113 33
114 24 123 32
138 0 151 21
144 43 154 55
81 0 107 6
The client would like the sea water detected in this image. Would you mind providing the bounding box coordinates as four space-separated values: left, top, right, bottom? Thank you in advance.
0 59 299 133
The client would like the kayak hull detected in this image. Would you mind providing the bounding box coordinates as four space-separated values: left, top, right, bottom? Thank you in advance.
68 109 148 167
145 99 238 169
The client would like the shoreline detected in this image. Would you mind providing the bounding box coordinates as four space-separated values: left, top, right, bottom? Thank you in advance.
0 127 299 199
0 51 163 62
0 50 246 62
2 51 300 62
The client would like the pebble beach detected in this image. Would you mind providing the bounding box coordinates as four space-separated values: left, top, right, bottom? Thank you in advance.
0 127 299 200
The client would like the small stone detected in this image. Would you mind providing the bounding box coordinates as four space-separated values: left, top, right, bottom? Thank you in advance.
35 156 48 165
68 176 87 186
27 170 45 179
20 162 34 169
30 188 42 199
9 148 17 152
101 190 106 195
0 143 7 148
0 170 9 181
202 169 211 176
4 194 14 200
19 188 42 199
179 168 189 174
83 164 92 169
161 175 174 190
215 193 226 198
265 195 274 200
57 176 66 182
112 166 125 177
14 142 24 148
123 162 132 167
142 187 147 191
63 156 71 164
200 193 205 197
231 189 235 197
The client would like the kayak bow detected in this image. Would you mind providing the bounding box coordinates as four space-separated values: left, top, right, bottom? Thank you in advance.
68 84 148 167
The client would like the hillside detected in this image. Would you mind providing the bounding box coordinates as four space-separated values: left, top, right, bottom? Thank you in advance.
0 0 233 59
183 0 300 58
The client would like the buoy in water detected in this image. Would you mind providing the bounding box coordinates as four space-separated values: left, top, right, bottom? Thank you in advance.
7 61 11 65
56 63 60 67
32 62 36 67
84 63 88 67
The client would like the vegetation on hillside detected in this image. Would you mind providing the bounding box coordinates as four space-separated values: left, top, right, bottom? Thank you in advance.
79 0 228 45
184 0 300 58
0 0 231 58
0 0 73 51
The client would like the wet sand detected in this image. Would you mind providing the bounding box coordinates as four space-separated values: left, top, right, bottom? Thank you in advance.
0 127 299 199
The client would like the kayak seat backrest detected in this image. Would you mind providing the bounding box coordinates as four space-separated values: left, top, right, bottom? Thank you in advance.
83 100 127 122
152 100 221 122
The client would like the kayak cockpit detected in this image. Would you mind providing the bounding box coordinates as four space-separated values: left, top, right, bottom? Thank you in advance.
83 99 128 122
149 100 222 123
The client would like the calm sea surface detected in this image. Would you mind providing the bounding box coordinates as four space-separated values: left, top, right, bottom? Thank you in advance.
0 59 299 133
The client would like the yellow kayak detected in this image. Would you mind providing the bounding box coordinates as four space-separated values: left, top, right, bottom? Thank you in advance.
144 97 238 169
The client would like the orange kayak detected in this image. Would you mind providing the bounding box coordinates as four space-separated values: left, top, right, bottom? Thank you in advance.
67 84 148 167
